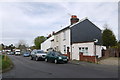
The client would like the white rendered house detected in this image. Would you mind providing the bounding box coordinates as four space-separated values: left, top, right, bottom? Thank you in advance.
41 15 102 60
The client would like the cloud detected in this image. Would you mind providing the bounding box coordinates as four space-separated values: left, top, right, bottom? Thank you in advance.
0 2 118 46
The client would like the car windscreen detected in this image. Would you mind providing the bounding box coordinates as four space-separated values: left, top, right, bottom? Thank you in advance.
25 52 30 54
16 51 20 52
37 51 44 53
54 52 62 56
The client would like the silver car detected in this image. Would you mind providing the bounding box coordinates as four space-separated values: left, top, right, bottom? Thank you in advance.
30 50 46 61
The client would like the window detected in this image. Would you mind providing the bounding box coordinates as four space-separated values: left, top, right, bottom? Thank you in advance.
64 45 66 53
85 47 88 54
56 46 59 51
63 31 66 40
56 36 58 42
79 47 88 54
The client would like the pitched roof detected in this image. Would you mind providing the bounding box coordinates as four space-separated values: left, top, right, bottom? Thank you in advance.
54 17 88 35
54 26 70 35
70 17 88 28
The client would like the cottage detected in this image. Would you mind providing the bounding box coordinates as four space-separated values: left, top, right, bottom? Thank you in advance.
41 15 102 61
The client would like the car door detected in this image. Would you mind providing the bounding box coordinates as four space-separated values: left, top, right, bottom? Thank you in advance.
47 52 54 62
31 50 35 58
33 51 37 58
46 52 51 61
50 52 56 62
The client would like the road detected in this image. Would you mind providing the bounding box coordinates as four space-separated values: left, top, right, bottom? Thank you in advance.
2 55 118 78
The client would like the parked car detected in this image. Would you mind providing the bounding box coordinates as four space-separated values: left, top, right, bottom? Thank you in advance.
45 51 69 64
30 50 46 61
23 52 30 57
9 52 15 55
15 49 21 55
7 51 11 55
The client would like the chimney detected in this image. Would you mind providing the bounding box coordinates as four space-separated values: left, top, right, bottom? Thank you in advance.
70 15 79 25
52 31 55 35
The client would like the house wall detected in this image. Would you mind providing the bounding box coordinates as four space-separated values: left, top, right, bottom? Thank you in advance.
41 36 54 52
96 45 102 58
72 42 102 60
41 18 102 61
54 29 71 54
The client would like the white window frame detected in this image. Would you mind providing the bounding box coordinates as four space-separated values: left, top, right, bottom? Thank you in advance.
64 45 66 53
79 47 88 54
56 36 58 42
63 31 66 40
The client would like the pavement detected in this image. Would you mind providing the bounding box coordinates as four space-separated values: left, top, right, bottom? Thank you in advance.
98 57 119 66
2 55 118 78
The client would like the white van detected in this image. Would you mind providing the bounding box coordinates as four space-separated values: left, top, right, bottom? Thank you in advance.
15 49 21 55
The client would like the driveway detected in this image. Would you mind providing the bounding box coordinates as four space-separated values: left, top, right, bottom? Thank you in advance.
98 57 119 66
2 55 118 78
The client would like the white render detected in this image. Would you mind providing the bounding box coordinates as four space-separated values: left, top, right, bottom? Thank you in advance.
54 29 71 54
96 45 102 58
41 36 54 52
41 29 103 60
41 18 103 60
72 42 94 60
72 42 102 60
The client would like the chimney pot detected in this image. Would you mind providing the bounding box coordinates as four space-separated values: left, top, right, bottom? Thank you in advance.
70 15 79 25
71 15 77 18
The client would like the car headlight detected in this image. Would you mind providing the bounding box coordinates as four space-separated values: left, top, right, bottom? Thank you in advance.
67 57 69 59
58 57 62 59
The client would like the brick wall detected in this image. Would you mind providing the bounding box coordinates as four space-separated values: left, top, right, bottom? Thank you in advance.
79 53 98 63
63 52 70 60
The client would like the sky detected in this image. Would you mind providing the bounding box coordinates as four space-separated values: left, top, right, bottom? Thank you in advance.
0 0 119 46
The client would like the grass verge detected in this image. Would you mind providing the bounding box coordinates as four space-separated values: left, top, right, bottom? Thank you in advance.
0 55 13 73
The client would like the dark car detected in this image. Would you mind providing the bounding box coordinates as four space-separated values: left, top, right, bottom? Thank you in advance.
23 52 31 57
45 51 69 64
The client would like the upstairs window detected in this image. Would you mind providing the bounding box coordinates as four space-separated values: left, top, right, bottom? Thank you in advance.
63 31 66 40
56 36 58 42
56 46 59 51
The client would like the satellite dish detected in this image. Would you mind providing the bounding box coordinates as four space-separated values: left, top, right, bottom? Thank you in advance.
94 39 98 43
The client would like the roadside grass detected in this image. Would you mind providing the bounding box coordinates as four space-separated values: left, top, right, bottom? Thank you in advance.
0 55 2 71
0 55 13 72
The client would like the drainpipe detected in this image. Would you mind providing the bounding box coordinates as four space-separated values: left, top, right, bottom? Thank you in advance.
94 39 98 63
70 44 72 60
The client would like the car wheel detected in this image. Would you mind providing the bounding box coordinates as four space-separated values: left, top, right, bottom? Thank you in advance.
54 59 58 64
45 58 48 62
31 56 33 60
35 57 39 61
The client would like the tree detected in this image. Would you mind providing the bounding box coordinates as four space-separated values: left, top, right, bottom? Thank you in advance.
34 36 46 49
29 46 36 50
8 44 15 51
102 27 117 48
0 43 4 50
16 40 28 53
17 40 28 48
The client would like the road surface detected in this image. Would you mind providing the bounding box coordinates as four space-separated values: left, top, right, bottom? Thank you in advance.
2 55 118 78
